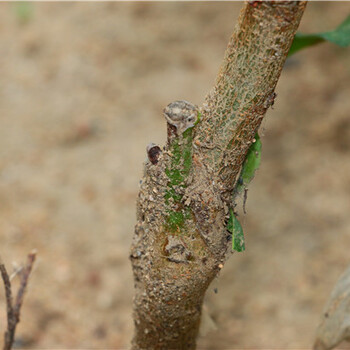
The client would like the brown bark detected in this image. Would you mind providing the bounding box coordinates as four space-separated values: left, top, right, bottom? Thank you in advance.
130 2 307 349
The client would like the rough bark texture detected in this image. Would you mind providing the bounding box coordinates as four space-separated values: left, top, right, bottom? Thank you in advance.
130 2 307 349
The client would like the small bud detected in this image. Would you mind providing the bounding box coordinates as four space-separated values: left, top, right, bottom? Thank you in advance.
146 143 161 165
163 100 198 135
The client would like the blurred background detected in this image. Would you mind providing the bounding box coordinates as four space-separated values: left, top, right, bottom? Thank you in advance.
0 2 349 349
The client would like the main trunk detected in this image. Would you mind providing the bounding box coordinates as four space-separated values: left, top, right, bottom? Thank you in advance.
130 2 307 349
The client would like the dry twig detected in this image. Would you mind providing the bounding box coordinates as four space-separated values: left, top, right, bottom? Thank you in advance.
0 251 37 350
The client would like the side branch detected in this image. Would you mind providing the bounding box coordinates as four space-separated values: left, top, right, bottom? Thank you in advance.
0 251 37 350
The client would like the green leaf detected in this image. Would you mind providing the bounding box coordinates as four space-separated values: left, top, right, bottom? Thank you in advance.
288 15 350 56
288 34 325 56
227 209 245 253
323 14 350 47
236 134 262 194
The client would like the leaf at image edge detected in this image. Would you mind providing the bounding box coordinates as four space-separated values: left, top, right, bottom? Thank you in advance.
288 14 350 56
321 14 350 47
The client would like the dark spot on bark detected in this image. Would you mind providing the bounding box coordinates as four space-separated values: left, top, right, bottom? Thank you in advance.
187 115 195 124
186 252 193 261
243 188 248 214
167 123 178 141
163 237 170 256
248 0 262 8
147 144 162 165
265 91 277 109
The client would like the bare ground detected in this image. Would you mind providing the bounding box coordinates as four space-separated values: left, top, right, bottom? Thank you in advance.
0 2 350 349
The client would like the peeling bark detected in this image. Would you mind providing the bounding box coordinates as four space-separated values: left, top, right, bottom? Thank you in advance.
130 2 307 349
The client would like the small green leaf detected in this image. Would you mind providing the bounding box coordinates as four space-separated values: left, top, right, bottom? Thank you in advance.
236 134 262 194
227 209 245 253
289 15 350 56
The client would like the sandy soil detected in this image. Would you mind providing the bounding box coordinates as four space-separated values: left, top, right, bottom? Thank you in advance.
0 2 350 349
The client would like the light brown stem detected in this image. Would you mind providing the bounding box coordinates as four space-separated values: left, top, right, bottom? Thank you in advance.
130 2 307 349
